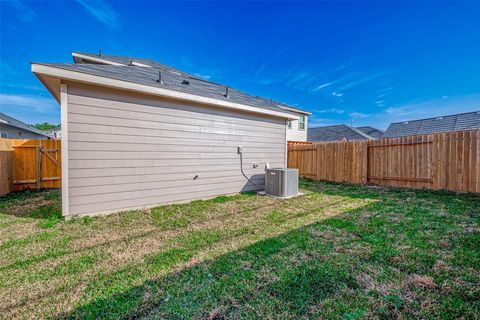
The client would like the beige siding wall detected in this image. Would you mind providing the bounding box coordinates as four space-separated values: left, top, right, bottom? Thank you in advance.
64 83 286 216
286 117 308 142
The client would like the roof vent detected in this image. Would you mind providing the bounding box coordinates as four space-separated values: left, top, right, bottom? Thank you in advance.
402 121 409 124
224 87 229 98
435 116 443 120
181 80 190 85
156 71 164 85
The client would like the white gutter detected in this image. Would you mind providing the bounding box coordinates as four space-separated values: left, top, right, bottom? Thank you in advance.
32 63 299 120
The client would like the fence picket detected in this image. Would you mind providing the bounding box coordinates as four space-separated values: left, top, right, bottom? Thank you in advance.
288 130 480 193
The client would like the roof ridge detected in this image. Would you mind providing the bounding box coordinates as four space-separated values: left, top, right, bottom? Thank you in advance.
346 125 375 140
389 110 480 125
453 113 460 131
71 51 310 115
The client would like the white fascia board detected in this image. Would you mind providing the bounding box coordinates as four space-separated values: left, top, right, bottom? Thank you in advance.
32 64 299 120
60 83 69 217
274 104 311 116
72 52 125 66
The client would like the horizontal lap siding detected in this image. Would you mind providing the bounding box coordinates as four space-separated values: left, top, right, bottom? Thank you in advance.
286 118 308 142
66 83 286 216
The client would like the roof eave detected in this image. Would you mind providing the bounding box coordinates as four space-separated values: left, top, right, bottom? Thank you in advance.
31 63 298 120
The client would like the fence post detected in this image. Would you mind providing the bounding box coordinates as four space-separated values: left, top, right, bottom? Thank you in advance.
36 145 42 190
362 141 368 184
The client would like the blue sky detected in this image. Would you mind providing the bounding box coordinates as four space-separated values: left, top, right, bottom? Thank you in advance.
1 1 479 129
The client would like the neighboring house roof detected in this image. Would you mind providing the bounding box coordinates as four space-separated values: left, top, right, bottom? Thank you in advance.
308 124 375 142
356 126 384 139
32 52 309 120
0 113 52 138
384 111 480 138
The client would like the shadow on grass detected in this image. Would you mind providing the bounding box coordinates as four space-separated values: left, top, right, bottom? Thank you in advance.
58 181 480 319
60 219 358 319
0 188 62 227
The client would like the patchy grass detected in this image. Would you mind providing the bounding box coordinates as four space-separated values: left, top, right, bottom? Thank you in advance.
0 181 479 319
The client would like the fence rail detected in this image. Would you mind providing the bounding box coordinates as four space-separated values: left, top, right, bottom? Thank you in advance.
288 130 480 193
0 139 61 196
1 131 479 196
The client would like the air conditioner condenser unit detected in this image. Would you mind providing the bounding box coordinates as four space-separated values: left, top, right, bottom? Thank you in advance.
265 168 299 198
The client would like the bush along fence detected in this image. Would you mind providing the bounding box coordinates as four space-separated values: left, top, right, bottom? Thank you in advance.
288 129 480 193
0 139 61 196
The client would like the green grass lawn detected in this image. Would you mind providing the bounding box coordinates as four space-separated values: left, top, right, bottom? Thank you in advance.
0 180 479 319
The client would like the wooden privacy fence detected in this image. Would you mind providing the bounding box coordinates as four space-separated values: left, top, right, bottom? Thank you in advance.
0 139 61 196
288 130 480 193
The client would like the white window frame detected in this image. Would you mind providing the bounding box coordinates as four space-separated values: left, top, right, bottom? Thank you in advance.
299 116 305 131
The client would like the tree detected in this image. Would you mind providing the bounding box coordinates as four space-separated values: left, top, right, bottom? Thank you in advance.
31 122 59 131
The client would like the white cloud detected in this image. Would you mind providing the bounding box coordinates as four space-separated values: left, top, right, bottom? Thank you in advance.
316 108 345 114
332 91 344 97
0 94 58 113
0 94 60 124
286 72 310 86
312 82 334 92
349 112 370 119
193 73 212 80
360 94 480 129
76 0 121 30
6 0 36 23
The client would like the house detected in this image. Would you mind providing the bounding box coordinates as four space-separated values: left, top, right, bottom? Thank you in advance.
32 51 309 217
356 126 384 139
46 125 61 139
384 111 480 138
307 124 376 142
0 113 53 139
273 103 310 142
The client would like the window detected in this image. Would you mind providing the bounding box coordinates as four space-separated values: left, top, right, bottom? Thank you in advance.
0 133 6 138
299 116 305 131
287 121 292 129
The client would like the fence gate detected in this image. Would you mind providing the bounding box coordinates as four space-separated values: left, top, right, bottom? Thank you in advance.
12 139 61 191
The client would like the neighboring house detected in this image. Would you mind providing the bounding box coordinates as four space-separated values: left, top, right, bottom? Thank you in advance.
308 124 375 142
274 103 310 142
356 126 384 139
0 113 52 139
384 111 480 138
32 51 309 217
46 125 61 139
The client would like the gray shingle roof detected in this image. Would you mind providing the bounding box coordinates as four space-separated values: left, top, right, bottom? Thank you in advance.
384 111 480 138
307 125 374 142
356 126 384 139
63 52 310 116
0 113 52 137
